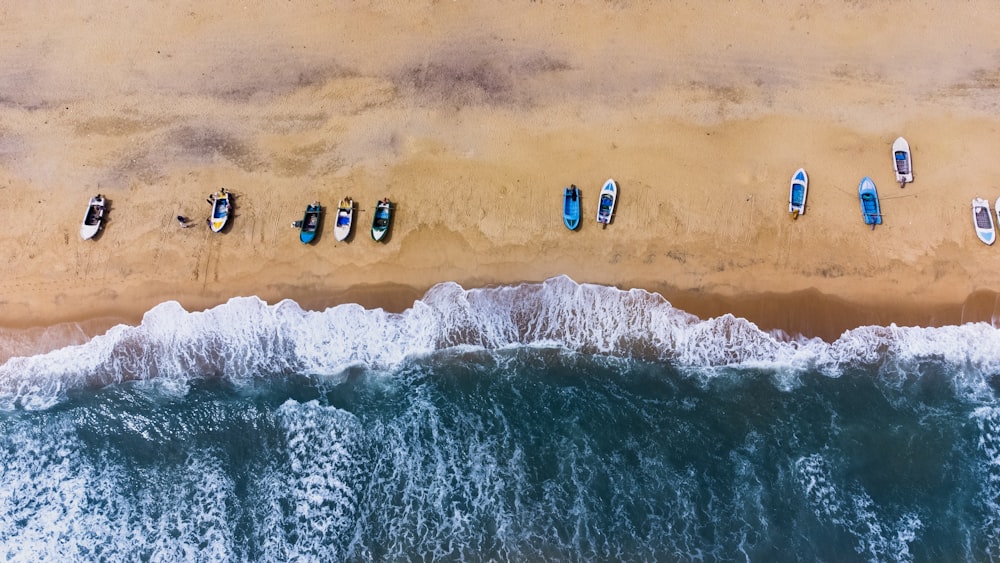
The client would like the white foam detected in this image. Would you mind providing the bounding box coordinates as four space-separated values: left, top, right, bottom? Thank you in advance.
795 453 923 562
0 415 238 561
3 275 1000 409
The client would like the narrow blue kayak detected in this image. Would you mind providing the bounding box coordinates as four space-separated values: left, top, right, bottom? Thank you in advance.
858 177 882 229
563 185 581 230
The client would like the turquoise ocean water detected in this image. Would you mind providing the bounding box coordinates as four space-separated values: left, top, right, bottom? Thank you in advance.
1 276 999 561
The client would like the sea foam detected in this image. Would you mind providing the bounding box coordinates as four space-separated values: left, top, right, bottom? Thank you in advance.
1 276 999 409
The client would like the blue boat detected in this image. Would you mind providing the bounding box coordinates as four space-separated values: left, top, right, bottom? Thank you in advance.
563 185 581 230
299 202 321 244
858 177 882 229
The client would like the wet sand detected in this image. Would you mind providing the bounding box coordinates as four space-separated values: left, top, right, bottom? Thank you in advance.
3 1 1000 350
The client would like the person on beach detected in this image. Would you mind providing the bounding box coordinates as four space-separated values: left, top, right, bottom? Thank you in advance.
177 215 190 228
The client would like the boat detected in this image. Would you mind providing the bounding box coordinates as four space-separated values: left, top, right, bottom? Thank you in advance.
893 137 913 187
973 198 995 245
299 202 321 244
858 177 882 229
596 179 617 227
80 194 106 240
209 188 230 233
371 198 392 241
563 185 581 230
788 168 808 219
334 197 353 241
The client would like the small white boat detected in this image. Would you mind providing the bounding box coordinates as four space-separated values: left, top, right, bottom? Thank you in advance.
80 194 106 240
973 198 995 245
596 179 617 227
209 188 230 233
892 137 913 187
788 168 808 219
334 197 354 241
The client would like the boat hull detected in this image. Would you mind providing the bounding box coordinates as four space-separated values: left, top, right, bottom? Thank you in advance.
858 177 882 227
788 168 808 218
334 198 353 241
371 199 391 241
80 195 105 240
563 186 581 230
210 191 230 233
299 203 321 244
973 198 995 245
596 179 617 225
893 137 913 185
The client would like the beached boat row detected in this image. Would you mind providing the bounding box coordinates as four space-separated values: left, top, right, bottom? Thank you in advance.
787 137 911 230
292 197 394 244
562 179 618 231
79 189 394 244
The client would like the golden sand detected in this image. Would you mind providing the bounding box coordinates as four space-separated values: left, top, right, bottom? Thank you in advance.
3 1 1000 350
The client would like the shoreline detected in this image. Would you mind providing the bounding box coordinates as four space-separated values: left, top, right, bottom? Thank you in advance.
2 279 997 365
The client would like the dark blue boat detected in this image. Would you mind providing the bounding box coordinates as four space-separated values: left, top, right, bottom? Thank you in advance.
371 198 391 241
299 202 321 244
563 185 581 230
858 177 882 229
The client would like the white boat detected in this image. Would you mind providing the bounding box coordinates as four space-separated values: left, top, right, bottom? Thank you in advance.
209 188 230 233
788 168 808 219
974 198 995 245
596 179 617 226
334 197 354 241
80 194 106 240
892 137 913 187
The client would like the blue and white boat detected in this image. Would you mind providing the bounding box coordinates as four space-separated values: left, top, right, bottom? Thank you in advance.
563 185 581 230
973 198 995 245
596 179 617 227
299 202 321 244
788 168 808 219
334 197 353 242
371 198 391 242
858 177 882 229
209 188 230 233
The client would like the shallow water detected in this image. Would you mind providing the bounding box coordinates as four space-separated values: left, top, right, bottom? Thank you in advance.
1 277 998 561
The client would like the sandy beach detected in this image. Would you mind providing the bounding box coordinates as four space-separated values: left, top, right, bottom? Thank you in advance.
3 1 1000 352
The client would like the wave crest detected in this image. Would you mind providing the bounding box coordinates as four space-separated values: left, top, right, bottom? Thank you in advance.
2 276 999 408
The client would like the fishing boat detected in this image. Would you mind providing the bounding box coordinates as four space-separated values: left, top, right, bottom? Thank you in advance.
80 194 106 240
299 202 321 244
973 198 995 245
334 197 353 241
209 188 230 233
596 179 617 227
563 185 581 230
788 168 808 219
858 177 882 229
371 198 392 241
893 137 913 187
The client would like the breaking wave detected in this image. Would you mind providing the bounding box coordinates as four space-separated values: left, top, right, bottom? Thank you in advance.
2 275 1000 409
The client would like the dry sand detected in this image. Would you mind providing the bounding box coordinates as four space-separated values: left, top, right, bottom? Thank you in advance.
3 1 1000 351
